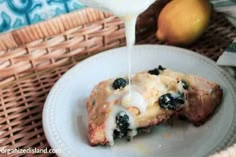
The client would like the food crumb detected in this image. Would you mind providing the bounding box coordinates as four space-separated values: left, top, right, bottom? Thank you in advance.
135 142 152 155
161 132 172 139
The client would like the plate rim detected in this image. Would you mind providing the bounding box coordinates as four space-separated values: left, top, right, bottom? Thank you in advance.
43 45 236 157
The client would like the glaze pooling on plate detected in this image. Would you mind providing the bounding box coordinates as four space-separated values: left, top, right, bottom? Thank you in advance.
43 45 236 157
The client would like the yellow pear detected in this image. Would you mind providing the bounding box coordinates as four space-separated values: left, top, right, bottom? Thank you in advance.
156 0 211 45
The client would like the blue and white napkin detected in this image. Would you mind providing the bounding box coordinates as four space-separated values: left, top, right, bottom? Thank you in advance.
0 0 85 33
211 0 236 78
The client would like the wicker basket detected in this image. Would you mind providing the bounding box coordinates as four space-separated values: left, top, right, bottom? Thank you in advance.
0 1 236 156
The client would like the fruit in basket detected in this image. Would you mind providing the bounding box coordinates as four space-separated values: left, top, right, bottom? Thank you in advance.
156 0 211 45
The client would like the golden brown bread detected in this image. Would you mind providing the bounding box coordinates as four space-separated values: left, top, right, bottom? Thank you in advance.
86 68 222 146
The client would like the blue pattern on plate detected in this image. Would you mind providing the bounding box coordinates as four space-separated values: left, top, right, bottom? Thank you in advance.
0 0 85 33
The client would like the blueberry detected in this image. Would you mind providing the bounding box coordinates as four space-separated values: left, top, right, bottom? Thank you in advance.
181 80 189 90
158 65 166 71
158 93 176 110
148 68 160 75
116 112 129 130
112 78 127 90
148 65 166 75
159 92 186 110
113 111 130 138
174 92 185 104
113 129 120 139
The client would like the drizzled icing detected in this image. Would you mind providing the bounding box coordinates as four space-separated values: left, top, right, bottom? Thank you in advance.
87 69 188 145
103 72 175 144
83 0 157 145
121 90 147 113
105 105 137 145
107 73 171 114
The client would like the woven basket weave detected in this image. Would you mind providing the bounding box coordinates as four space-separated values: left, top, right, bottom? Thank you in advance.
0 1 236 156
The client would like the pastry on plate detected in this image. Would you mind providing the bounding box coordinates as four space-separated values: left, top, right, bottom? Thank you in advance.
86 66 222 146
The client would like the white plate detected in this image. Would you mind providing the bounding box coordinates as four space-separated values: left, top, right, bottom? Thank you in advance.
43 45 236 157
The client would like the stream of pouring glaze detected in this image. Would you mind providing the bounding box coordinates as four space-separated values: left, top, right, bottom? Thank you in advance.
81 0 155 104
81 0 156 144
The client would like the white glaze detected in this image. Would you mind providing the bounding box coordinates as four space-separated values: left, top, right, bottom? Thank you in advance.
177 81 185 93
107 74 170 113
80 0 156 144
105 105 137 145
121 90 148 113
79 0 155 88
